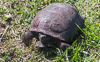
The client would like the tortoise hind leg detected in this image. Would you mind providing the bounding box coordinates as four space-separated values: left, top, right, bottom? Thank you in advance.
55 40 70 49
22 31 37 46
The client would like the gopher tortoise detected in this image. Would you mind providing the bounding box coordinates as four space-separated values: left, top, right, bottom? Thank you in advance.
22 3 85 49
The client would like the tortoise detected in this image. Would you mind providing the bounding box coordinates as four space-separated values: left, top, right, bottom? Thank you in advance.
22 3 85 49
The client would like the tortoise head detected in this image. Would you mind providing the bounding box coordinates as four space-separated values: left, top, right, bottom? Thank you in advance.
22 31 33 46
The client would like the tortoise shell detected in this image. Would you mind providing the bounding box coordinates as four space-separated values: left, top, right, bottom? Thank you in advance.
30 3 84 43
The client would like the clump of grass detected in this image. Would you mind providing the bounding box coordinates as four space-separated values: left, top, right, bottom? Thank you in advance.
0 0 100 62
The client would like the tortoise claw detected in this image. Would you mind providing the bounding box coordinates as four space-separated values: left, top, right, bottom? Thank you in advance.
36 41 45 47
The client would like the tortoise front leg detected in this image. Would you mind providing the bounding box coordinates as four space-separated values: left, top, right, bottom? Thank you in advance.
36 33 52 47
22 31 34 46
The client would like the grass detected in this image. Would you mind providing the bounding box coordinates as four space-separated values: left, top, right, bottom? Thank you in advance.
0 0 100 62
